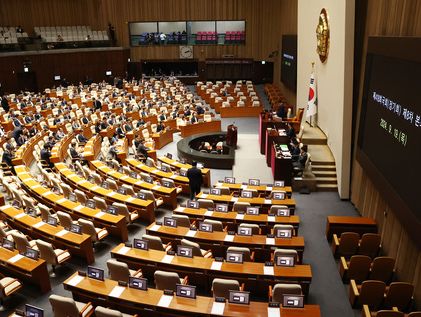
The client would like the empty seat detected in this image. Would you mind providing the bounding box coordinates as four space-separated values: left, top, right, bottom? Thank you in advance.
142 234 172 252
0 275 22 311
93 196 108 211
95 306 137 317
10 231 38 254
49 294 94 317
269 283 302 303
203 219 224 232
74 189 88 204
239 223 260 235
349 279 386 309
154 270 188 291
272 248 299 264
139 189 163 207
212 278 241 299
161 178 182 194
78 218 108 243
106 259 142 283
339 255 372 283
332 232 360 258
180 239 212 258
273 224 295 236
112 202 139 224
369 257 395 283
232 202 250 213
197 198 214 209
362 306 404 317
35 240 71 276
383 282 414 311
57 211 76 228
227 246 254 262
358 233 381 258
171 214 191 227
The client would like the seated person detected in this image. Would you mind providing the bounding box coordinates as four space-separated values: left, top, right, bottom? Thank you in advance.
40 144 54 168
293 144 308 173
276 102 287 119
156 121 166 133
69 142 84 163
290 139 301 161
198 141 207 152
108 140 120 163
2 144 14 168
76 133 88 144
286 122 296 140
116 123 125 139
136 139 150 159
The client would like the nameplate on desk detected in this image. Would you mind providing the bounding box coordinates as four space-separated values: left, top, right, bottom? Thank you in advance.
267 307 281 317
33 221 44 229
152 185 161 190
267 216 276 222
107 192 117 197
42 191 53 197
211 261 223 271
185 230 197 237
170 174 177 179
74 205 84 211
77 180 87 185
56 229 68 237
201 194 208 199
161 254 174 264
94 211 105 218
126 197 136 203
236 214 244 220
224 234 235 242
15 213 26 219
266 238 275 245
266 186 273 191
211 301 225 315
204 210 213 216
135 181 144 186
56 198 67 204
264 266 275 276
67 274 84 287
108 285 126 298
149 224 161 231
118 246 130 255
31 185 41 190
90 185 99 191
240 184 247 189
264 199 272 204
152 169 160 174
120 175 129 180
8 254 24 263
176 207 185 212
157 294 173 307
230 197 238 202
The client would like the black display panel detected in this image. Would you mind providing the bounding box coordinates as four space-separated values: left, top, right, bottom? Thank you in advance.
280 35 297 91
357 37 421 246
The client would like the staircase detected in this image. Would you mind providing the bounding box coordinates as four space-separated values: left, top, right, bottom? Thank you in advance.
311 160 338 191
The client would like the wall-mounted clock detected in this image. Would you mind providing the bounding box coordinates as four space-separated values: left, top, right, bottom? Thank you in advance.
179 45 193 59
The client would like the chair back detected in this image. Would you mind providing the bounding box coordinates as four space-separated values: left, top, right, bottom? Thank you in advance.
239 223 259 235
74 189 87 204
106 259 130 283
233 202 250 213
369 257 395 283
180 238 204 257
172 214 190 227
57 211 73 228
10 231 31 253
358 233 381 258
212 278 240 299
337 232 360 257
383 282 414 311
227 246 251 262
112 202 130 223
78 218 98 241
49 294 80 317
347 255 372 283
272 283 302 303
359 280 386 310
95 306 125 317
145 157 155 167
93 196 108 211
197 199 214 209
35 239 57 265
375 311 404 317
142 234 164 251
203 219 224 232
154 270 180 291
273 248 299 262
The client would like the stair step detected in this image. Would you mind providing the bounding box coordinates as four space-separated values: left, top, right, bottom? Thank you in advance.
316 177 337 185
313 170 337 177
311 160 336 166
302 138 327 145
317 184 338 191
312 165 336 171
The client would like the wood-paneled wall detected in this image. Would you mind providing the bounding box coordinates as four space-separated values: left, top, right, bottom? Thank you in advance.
352 0 421 306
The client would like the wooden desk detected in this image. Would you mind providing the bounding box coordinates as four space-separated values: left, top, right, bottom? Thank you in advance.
220 106 264 118
173 206 300 232
179 120 222 138
0 205 95 264
91 160 178 209
152 128 174 149
214 182 292 197
14 165 129 241
126 158 190 194
259 114 286 154
195 193 296 213
55 162 156 224
157 156 211 187
0 246 51 293
12 132 46 166
111 244 312 297
64 273 320 317
326 216 378 240
271 144 293 186
146 223 305 262
265 130 288 167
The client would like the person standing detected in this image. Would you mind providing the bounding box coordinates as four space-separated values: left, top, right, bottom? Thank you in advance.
187 161 203 200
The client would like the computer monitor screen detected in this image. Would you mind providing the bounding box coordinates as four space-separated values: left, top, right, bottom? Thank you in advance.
101 181 109 189
177 245 193 258
106 206 118 215
180 169 187 176
176 284 196 299
85 199 96 209
68 193 77 202
275 255 295 267
2 238 15 250
237 226 252 236
241 190 252 198
226 251 243 263
186 200 199 209
275 228 292 238
117 187 127 195
246 207 259 215
210 188 221 195
248 179 260 186
161 165 170 172
229 290 250 305
24 248 39 260
163 217 177 227
129 276 148 290
166 153 173 159
133 238 148 250
162 180 172 188
130 171 138 179
276 208 290 217
47 216 58 226
87 266 104 281
274 180 285 187
215 204 228 212
25 304 44 317
197 162 204 169
144 176 154 184
26 208 37 217
282 294 304 308
224 177 235 184
272 192 286 200
137 192 146 200
198 222 213 232
70 224 82 234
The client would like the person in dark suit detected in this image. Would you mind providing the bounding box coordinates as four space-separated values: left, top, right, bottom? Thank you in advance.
116 123 125 139
2 144 13 167
100 117 108 130
190 112 198 124
69 142 81 160
93 98 102 111
136 139 149 160
76 133 88 143
293 144 308 171
1 96 9 113
286 122 296 140
186 161 203 200
156 121 165 133
81 116 90 125
40 144 53 168
12 126 24 144
276 103 287 119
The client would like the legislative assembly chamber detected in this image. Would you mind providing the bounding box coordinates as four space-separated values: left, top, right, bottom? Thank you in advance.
0 1 419 317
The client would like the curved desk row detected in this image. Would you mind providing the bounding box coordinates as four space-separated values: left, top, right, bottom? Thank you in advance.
0 205 94 264
111 243 312 297
214 182 292 198
64 272 320 317
145 223 305 262
15 165 128 241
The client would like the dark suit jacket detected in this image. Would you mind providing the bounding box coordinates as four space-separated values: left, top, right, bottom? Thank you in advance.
187 167 203 188
2 151 13 166
70 147 80 159
40 149 51 163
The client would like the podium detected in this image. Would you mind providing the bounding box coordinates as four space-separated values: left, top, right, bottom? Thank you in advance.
226 124 238 147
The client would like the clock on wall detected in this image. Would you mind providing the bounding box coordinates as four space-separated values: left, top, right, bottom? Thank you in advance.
179 45 193 59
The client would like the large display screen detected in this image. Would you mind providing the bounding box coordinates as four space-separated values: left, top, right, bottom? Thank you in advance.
357 37 421 245
280 35 297 90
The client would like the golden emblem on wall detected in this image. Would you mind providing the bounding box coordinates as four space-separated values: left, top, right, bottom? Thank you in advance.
316 8 330 63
